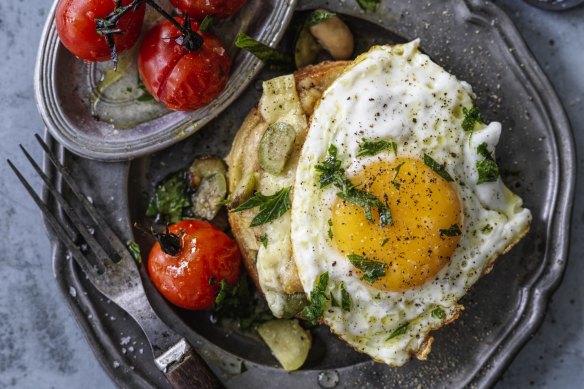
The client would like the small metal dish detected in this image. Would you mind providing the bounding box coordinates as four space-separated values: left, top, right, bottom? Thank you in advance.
34 0 297 161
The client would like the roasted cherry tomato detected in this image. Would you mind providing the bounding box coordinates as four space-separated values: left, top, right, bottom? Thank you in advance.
55 0 145 62
148 220 241 310
169 0 247 19
137 17 232 111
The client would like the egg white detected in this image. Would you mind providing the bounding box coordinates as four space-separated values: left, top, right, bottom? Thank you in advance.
290 40 531 365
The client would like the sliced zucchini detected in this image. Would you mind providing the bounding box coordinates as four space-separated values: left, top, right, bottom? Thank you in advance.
188 156 228 220
227 173 256 209
257 319 312 371
294 26 321 69
188 156 227 187
258 122 296 175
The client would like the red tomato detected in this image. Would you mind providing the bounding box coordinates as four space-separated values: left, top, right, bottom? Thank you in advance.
148 220 241 310
137 18 232 111
55 0 145 62
169 0 247 19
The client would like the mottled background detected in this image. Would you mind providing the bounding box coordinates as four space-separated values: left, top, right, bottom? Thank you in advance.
0 0 582 388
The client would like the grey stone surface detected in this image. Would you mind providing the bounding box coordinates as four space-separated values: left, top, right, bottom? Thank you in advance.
0 1 580 388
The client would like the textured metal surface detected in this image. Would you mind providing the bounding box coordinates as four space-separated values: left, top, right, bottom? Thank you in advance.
34 0 297 161
38 0 575 388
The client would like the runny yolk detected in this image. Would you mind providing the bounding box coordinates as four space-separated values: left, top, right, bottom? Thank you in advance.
331 157 463 291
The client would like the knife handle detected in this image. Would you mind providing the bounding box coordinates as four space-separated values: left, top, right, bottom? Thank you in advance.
165 348 224 389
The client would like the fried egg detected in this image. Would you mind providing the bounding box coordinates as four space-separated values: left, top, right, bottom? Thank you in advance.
290 40 531 366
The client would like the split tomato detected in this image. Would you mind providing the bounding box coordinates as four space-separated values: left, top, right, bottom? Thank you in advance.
55 0 145 62
169 0 248 19
148 220 241 310
137 17 232 111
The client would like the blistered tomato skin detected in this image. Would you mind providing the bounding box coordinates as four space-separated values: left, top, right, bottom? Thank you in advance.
169 0 248 19
137 18 232 111
148 220 241 310
55 0 145 62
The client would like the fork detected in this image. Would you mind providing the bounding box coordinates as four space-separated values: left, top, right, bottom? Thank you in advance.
7 134 223 389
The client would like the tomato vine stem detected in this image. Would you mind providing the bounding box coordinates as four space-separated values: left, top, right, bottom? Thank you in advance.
95 0 204 68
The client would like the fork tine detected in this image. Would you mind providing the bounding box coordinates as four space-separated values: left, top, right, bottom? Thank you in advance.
7 159 100 277
19 144 107 274
35 134 129 263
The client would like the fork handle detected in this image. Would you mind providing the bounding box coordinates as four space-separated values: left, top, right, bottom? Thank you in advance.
165 348 224 389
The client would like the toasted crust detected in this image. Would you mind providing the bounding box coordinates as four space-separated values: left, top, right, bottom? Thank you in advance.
226 61 349 295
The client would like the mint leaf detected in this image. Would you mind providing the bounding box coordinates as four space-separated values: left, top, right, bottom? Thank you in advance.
306 9 336 26
357 139 397 157
341 283 352 312
348 254 387 283
356 0 380 11
423 154 454 182
476 143 499 184
462 106 484 133
300 272 330 325
146 172 191 223
235 33 292 67
233 187 291 227
439 224 462 237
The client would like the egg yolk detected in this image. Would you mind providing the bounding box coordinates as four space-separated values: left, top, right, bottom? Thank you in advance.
331 157 463 291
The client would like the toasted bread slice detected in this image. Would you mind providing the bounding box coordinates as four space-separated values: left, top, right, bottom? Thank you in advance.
226 61 348 316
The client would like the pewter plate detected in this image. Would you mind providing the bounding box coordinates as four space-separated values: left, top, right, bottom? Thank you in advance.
34 0 296 161
44 0 575 388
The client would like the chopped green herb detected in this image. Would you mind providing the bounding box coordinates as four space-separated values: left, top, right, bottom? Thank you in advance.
462 106 484 133
199 15 215 32
341 283 352 312
233 187 291 227
259 234 269 248
235 33 293 68
306 9 336 25
481 224 493 234
214 277 254 319
387 322 409 340
127 240 142 265
440 224 462 237
357 139 397 157
431 307 446 320
381 238 389 247
328 219 333 239
146 172 191 223
391 162 405 190
476 143 499 184
330 292 340 308
356 0 380 11
300 272 329 325
316 145 392 226
423 154 454 182
348 254 387 283
209 276 216 286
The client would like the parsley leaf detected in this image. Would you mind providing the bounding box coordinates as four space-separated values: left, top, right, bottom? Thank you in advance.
462 106 484 133
387 322 409 340
431 307 446 320
356 0 380 11
357 139 397 157
439 224 462 237
300 272 329 325
423 154 454 182
127 240 142 265
233 187 291 227
348 254 387 283
146 172 191 223
235 33 293 68
316 145 392 226
476 143 499 184
341 283 352 312
306 9 336 25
